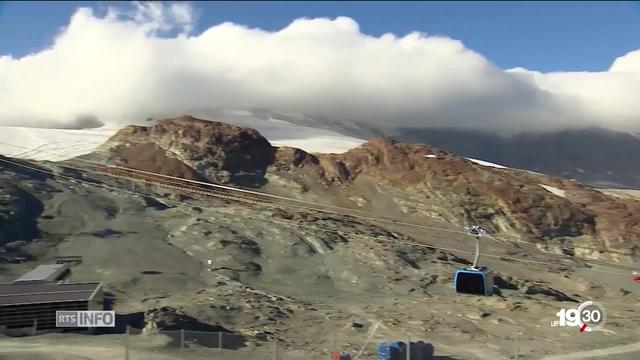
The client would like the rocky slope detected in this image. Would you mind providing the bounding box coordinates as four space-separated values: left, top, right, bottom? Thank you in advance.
101 116 274 185
2 127 640 359
395 127 640 189
244 114 640 188
91 116 640 261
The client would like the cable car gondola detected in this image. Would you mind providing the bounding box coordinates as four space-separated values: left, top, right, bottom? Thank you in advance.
454 226 494 296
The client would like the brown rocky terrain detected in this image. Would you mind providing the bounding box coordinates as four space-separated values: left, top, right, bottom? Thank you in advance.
2 120 640 360
103 116 275 185
94 115 640 261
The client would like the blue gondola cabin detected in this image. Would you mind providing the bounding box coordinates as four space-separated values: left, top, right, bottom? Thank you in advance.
454 267 494 296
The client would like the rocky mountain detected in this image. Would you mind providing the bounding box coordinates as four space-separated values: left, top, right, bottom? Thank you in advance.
101 116 275 185
91 116 640 261
226 111 640 189
2 119 640 360
393 127 640 189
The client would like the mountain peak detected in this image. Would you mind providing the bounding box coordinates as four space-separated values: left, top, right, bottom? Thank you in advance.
88 116 640 257
104 116 275 185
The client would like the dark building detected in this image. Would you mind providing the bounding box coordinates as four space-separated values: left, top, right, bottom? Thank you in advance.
0 263 103 336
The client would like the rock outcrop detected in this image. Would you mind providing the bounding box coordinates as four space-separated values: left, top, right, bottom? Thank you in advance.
104 115 275 185
328 138 597 239
94 116 640 260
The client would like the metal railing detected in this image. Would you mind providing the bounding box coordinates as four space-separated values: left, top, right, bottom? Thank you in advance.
123 326 310 360
121 325 441 360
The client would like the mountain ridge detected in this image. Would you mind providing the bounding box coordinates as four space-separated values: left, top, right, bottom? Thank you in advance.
254 112 640 189
87 115 640 261
393 126 640 189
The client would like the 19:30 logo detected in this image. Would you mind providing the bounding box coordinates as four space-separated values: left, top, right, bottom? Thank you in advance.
551 301 606 332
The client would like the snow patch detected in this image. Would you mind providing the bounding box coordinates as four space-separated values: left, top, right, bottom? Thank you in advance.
466 157 508 169
267 117 295 126
271 137 364 154
424 154 437 158
211 109 366 154
0 109 367 160
539 184 567 198
0 126 117 161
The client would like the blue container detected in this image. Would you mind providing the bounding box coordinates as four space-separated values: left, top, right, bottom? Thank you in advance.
378 342 404 360
377 342 391 360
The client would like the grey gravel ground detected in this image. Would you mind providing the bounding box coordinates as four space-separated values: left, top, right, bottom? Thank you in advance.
1 162 639 360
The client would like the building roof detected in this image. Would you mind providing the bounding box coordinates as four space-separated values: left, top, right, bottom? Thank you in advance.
13 263 70 283
0 282 102 306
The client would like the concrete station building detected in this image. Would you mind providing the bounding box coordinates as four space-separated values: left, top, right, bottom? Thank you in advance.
0 263 103 336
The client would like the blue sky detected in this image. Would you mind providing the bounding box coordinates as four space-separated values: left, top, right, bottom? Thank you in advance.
1 1 640 133
1 1 640 72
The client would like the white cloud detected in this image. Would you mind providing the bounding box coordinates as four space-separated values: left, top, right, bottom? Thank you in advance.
0 2 639 133
609 49 640 72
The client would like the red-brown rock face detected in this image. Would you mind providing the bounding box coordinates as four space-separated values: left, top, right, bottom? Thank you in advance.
95 117 639 259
